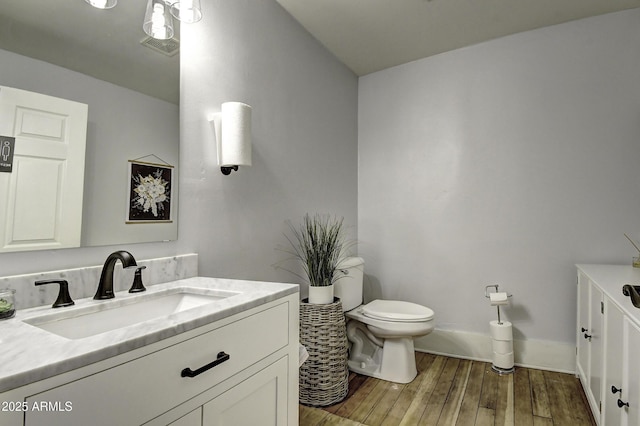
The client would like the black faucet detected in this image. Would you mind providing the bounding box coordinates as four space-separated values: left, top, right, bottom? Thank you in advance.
623 284 640 309
35 280 75 308
129 266 147 293
94 251 138 300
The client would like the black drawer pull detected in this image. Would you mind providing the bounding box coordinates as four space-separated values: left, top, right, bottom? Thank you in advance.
181 351 230 378
612 385 622 394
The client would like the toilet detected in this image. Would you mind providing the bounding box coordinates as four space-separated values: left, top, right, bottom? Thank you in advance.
335 257 435 384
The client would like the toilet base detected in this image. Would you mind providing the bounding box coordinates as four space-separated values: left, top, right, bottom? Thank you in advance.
348 336 418 384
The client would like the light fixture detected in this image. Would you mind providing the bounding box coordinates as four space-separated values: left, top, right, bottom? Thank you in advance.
167 0 203 24
84 0 202 41
143 0 175 41
84 0 117 9
208 102 253 176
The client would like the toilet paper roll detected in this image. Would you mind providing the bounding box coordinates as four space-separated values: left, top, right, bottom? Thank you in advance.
489 292 509 306
219 102 252 167
493 351 514 369
490 320 513 341
492 339 513 354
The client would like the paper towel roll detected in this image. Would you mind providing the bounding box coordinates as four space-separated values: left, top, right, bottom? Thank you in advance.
489 292 509 306
220 102 252 167
490 320 513 341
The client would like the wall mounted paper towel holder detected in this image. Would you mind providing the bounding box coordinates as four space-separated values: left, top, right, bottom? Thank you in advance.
207 102 252 176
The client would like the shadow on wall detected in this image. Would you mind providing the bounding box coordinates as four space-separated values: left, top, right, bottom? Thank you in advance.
501 301 532 340
414 329 488 360
363 274 383 303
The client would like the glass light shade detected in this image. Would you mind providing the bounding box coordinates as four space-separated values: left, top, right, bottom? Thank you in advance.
84 0 117 9
143 0 175 40
169 0 203 24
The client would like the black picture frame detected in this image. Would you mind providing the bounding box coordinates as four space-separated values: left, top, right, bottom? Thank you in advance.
127 160 173 223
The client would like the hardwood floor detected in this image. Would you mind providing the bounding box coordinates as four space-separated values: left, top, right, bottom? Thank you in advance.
299 352 596 426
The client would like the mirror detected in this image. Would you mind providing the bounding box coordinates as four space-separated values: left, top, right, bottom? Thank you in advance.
0 0 179 251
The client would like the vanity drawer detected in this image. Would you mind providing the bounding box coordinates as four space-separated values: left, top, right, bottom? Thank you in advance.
25 301 289 426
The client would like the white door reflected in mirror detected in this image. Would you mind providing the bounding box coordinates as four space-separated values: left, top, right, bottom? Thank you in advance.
0 86 87 253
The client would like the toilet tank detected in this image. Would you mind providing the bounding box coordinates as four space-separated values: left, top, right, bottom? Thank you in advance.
334 257 364 312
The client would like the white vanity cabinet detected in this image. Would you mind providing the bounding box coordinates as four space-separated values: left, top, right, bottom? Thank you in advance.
602 300 640 425
0 294 299 426
576 265 640 426
155 354 289 426
201 355 288 425
603 299 624 425
626 318 640 424
576 269 604 418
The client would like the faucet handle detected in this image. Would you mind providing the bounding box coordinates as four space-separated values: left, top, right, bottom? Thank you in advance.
35 280 75 308
129 266 147 293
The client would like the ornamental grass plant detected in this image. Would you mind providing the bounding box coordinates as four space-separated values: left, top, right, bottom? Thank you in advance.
283 214 352 287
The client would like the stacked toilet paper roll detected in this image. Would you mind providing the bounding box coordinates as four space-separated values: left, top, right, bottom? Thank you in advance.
490 320 514 371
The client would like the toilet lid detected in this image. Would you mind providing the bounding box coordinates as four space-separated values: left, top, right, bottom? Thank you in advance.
361 300 434 322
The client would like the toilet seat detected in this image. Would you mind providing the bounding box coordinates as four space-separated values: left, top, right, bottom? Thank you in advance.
361 300 434 323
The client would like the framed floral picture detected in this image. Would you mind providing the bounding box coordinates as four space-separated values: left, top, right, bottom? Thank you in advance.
126 160 173 223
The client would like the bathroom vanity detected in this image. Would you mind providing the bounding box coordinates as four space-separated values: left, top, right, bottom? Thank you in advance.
576 265 640 425
0 277 299 426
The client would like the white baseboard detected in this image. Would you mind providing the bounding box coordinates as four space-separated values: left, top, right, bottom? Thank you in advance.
414 329 576 373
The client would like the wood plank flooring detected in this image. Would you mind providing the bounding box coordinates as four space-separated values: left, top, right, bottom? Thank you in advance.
299 352 596 426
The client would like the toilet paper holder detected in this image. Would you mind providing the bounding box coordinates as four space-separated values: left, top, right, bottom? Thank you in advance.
485 284 512 324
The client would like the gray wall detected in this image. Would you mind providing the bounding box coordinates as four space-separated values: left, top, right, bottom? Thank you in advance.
0 1 358 289
177 0 359 290
358 9 640 345
4 0 635 356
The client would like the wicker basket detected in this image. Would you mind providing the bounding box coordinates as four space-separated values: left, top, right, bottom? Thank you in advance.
299 297 349 406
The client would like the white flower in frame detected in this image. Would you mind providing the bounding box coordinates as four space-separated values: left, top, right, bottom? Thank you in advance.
132 169 170 217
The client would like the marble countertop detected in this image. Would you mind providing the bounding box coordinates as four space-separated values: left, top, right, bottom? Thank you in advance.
0 277 298 393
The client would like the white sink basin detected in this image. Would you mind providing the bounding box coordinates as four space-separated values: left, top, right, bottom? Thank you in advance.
24 287 239 339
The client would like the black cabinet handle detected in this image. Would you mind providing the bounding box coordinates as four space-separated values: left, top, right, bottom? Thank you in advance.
181 351 230 378
618 399 630 408
581 327 588 333
584 333 592 340
612 385 622 394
